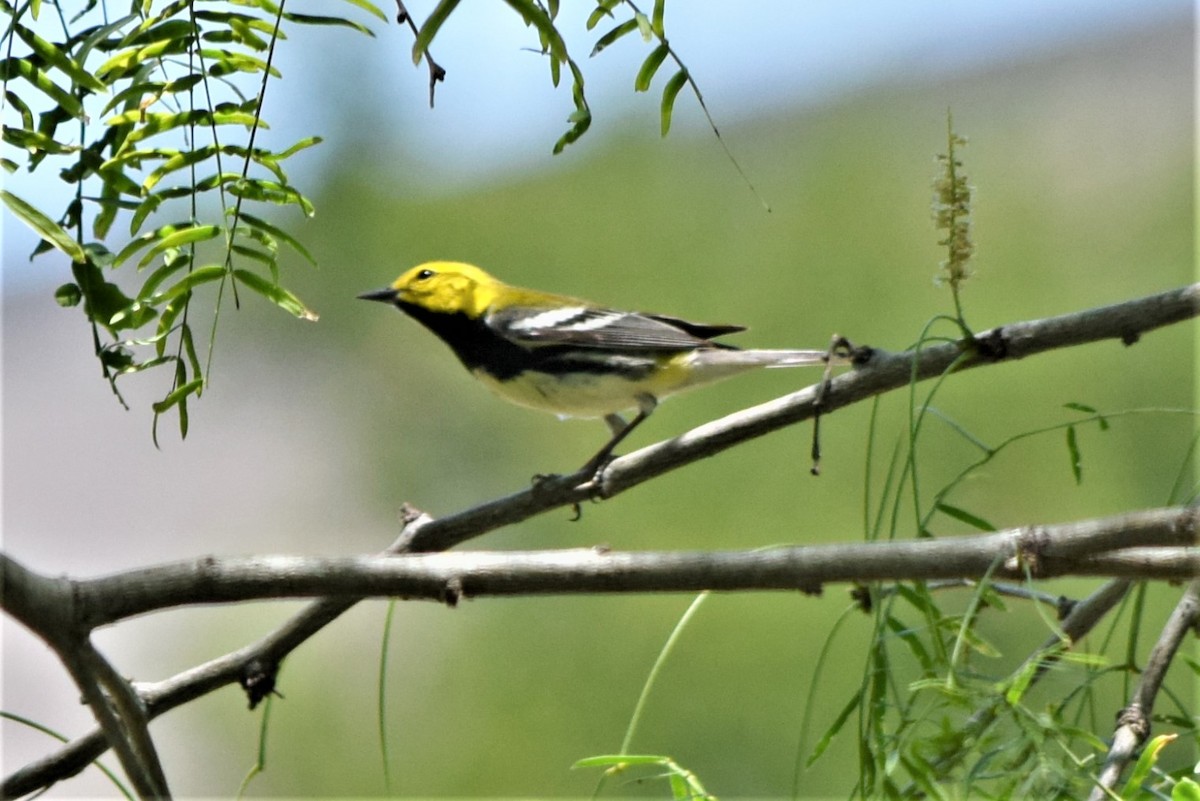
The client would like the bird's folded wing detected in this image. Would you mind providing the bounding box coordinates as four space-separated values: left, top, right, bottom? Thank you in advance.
488 305 745 351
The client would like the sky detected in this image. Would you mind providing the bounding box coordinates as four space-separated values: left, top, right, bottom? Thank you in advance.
0 0 1192 289
283 0 1189 182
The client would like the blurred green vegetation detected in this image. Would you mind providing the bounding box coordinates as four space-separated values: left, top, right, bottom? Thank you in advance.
196 20 1192 799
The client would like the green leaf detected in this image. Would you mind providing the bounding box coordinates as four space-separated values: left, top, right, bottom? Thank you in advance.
200 48 280 78
935 502 996 532
634 44 669 92
108 110 262 150
283 11 375 36
121 19 195 50
552 109 590 154
141 145 272 192
6 88 34 130
1174 777 1200 801
885 615 934 675
1066 424 1082 484
148 264 227 306
230 244 275 267
228 178 315 216
100 346 135 371
1121 733 1177 799
590 18 637 57
0 58 86 119
2 126 79 155
1 190 87 262
193 10 279 35
412 0 461 65
659 68 687 136
180 322 201 382
129 194 165 237
155 298 186 358
233 269 319 320
152 377 203 414
76 13 141 63
94 182 120 240
239 212 316 265
136 224 222 269
109 354 177 378
585 2 615 31
106 301 159 329
503 0 568 62
55 283 82 307
651 0 665 37
337 0 389 22
174 367 193 441
806 690 862 767
101 76 204 115
97 34 193 80
634 11 652 40
273 135 324 160
14 23 108 92
1065 400 1110 431
137 253 192 300
573 754 670 768
70 261 151 332
1003 642 1060 705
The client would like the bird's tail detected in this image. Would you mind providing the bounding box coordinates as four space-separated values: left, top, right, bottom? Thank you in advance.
692 348 846 369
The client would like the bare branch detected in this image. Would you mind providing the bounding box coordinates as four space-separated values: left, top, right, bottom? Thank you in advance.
69 642 172 800
1087 580 1200 800
2 557 171 797
31 506 1200 625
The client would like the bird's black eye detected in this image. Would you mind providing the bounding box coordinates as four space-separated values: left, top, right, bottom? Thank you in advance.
416 269 435 281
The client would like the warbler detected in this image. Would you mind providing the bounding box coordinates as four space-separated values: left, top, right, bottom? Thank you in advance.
359 261 837 472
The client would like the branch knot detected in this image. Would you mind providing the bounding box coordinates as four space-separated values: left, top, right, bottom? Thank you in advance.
1115 702 1149 742
1007 526 1048 576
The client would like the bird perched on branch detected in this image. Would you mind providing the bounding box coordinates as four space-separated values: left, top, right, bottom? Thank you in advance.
360 261 839 474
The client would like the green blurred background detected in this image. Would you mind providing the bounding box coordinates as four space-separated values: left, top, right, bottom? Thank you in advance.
2 5 1194 798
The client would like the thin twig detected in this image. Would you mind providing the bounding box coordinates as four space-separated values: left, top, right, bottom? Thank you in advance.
394 0 446 107
621 0 768 210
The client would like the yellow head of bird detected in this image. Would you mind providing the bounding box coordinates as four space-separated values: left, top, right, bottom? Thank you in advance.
385 261 502 316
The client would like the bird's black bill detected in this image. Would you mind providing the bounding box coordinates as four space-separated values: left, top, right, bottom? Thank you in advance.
358 287 398 303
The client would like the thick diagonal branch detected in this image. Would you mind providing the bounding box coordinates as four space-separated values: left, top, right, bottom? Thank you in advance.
1086 580 1200 800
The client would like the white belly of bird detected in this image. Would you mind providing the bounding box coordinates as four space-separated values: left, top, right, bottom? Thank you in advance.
473 367 661 418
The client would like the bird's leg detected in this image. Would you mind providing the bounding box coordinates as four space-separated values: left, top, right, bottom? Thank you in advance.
581 394 657 482
603 413 628 438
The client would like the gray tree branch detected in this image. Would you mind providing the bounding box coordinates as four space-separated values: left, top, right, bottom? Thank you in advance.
20 506 1191 624
1087 580 1200 800
2 558 171 798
